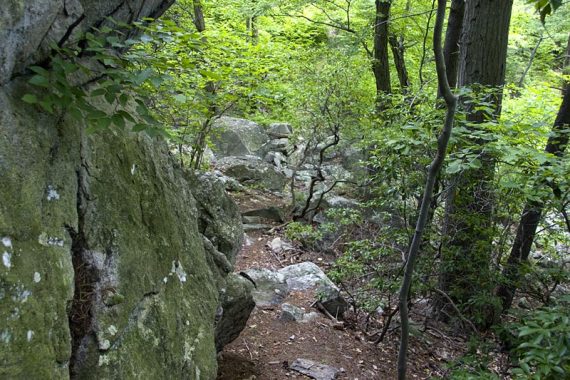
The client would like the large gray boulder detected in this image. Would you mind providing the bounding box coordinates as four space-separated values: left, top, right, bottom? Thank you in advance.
1 81 225 378
242 268 289 308
0 2 255 377
210 117 269 158
278 262 348 318
217 155 287 192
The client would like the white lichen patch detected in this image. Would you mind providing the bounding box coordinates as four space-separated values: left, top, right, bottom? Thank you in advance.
107 325 118 336
2 252 11 269
176 266 187 283
170 260 188 283
98 355 110 367
183 327 206 365
46 185 60 201
0 330 11 344
26 330 34 342
131 164 136 175
33 272 41 283
1 237 12 248
12 287 32 303
183 341 196 362
99 339 111 351
8 307 20 321
38 232 64 247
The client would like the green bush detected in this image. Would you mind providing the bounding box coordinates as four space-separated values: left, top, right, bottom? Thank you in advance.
510 295 570 379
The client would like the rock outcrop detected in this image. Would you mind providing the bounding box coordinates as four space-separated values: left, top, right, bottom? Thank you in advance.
0 2 252 379
210 117 269 158
217 155 287 192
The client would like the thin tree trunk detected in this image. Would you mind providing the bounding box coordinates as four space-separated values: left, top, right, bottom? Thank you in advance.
389 34 410 93
496 34 570 314
373 0 392 109
441 0 464 92
397 1 457 378
246 16 259 44
517 34 543 88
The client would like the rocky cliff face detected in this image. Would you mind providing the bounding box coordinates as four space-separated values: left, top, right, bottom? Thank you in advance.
0 0 174 85
0 1 252 378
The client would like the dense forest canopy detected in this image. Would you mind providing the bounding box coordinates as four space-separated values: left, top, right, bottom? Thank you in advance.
20 0 570 378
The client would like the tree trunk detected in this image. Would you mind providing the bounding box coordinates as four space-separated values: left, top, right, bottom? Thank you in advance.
496 34 570 314
192 0 206 32
389 34 410 93
441 0 464 91
398 1 457 378
373 0 392 108
246 16 259 44
437 0 513 325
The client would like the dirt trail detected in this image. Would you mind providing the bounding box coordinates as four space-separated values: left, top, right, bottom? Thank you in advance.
216 189 466 380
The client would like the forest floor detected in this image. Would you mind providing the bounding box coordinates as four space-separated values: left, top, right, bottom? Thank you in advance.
216 188 507 380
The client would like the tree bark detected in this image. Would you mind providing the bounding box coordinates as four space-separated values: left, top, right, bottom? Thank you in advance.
496 34 570 314
437 0 513 324
373 0 392 108
246 15 259 44
389 34 410 93
397 1 457 378
192 0 206 32
441 0 464 91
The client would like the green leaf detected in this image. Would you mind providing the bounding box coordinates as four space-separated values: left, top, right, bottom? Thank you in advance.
29 75 50 88
173 94 187 103
112 114 126 129
91 88 107 97
95 117 112 130
21 94 38 104
119 93 129 106
132 123 147 132
68 106 83 120
29 66 50 76
39 100 53 113
446 160 463 174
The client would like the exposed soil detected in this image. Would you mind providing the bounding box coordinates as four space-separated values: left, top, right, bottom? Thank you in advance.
217 188 505 380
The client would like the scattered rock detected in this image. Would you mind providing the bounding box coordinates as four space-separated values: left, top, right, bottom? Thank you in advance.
264 151 287 169
323 195 359 210
211 117 269 158
290 358 339 380
268 122 293 137
317 287 349 320
243 224 274 232
217 155 288 192
242 268 289 308
280 303 305 322
260 138 289 156
269 237 294 254
278 262 349 318
242 215 263 225
202 170 246 191
280 303 320 323
242 206 285 223
278 262 334 291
